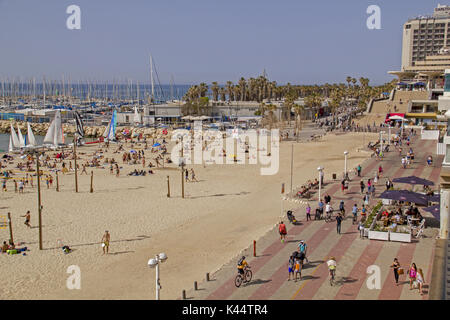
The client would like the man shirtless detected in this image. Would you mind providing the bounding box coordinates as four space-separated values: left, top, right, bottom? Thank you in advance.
101 230 110 255
22 210 31 228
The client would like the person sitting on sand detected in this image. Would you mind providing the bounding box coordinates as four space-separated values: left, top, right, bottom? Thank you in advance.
1 241 8 253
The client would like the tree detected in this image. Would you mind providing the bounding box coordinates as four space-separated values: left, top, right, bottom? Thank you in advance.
211 82 219 101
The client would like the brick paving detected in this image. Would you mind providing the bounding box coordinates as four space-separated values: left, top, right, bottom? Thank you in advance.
185 132 442 300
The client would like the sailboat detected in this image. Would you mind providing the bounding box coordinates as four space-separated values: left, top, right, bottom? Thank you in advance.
26 122 37 147
17 125 26 148
43 110 65 147
9 123 20 152
103 109 117 141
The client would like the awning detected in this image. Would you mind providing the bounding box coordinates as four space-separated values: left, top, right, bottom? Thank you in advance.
405 113 437 119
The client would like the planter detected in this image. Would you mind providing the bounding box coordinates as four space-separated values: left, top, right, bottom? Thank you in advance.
389 231 411 243
368 230 389 241
363 228 370 237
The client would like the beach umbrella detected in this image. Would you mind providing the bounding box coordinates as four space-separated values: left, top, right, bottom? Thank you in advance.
422 204 440 220
378 190 429 206
392 176 434 186
152 143 161 147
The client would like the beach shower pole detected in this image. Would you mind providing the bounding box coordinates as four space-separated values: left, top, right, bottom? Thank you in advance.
36 152 43 250
56 171 59 192
90 171 93 193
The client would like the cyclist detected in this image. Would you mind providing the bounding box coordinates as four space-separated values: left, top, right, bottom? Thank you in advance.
237 256 248 277
327 256 337 285
298 240 308 263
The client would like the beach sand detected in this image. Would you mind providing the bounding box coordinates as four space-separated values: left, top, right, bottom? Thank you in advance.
0 131 378 299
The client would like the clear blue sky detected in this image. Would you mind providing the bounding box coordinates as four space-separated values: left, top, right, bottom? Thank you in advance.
0 0 443 85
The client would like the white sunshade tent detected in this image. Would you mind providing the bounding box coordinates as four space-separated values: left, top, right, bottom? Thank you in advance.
389 115 405 120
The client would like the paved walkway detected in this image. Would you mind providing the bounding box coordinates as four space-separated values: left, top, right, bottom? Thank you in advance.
184 133 442 300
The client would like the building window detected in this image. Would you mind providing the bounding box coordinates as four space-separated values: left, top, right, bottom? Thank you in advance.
406 24 411 29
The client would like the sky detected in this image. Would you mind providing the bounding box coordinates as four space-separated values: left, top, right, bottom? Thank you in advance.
0 0 444 85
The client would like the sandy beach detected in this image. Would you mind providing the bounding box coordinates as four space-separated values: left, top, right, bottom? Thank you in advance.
0 130 378 299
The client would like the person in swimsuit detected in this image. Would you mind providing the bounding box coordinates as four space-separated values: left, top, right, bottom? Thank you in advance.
101 230 110 255
22 210 31 228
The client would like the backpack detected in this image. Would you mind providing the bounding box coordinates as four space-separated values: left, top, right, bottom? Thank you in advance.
238 258 244 266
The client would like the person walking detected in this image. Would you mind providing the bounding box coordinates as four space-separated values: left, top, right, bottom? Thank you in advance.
357 164 362 177
278 221 287 243
360 180 365 194
287 255 295 281
306 204 311 221
336 213 343 234
408 263 417 290
101 230 111 255
416 268 425 295
390 258 401 286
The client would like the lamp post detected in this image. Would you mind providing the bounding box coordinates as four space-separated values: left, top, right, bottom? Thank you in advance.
380 131 385 156
317 166 323 201
148 252 168 300
344 151 349 179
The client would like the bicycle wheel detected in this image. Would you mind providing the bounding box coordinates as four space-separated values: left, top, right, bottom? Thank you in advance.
235 275 243 288
245 270 253 283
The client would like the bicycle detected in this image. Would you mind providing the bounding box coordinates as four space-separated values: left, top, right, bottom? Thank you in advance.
329 268 336 286
324 209 334 223
235 266 252 288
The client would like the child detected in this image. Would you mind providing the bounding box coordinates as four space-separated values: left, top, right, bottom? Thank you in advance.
358 221 365 238
294 258 302 282
287 255 295 281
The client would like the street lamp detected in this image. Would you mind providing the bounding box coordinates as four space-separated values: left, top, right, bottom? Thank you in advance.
343 151 349 179
148 252 168 300
317 166 324 201
380 131 386 156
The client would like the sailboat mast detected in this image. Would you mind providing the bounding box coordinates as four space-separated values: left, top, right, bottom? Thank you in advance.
150 55 154 102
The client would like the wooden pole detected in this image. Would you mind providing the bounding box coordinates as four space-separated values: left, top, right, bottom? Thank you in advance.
167 175 170 198
180 136 184 199
290 144 294 193
7 212 13 245
253 240 256 257
74 134 78 193
56 171 59 192
90 171 93 193
36 153 43 250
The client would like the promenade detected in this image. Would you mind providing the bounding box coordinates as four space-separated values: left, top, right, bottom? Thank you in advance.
184 132 442 300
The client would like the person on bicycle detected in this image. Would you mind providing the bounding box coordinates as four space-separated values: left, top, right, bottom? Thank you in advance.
298 240 308 263
339 200 345 217
325 203 333 221
237 256 248 277
327 256 337 284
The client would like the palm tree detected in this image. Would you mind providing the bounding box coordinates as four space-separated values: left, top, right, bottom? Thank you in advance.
211 82 219 101
226 81 234 102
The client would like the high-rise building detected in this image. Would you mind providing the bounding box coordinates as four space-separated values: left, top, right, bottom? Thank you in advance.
390 5 450 86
